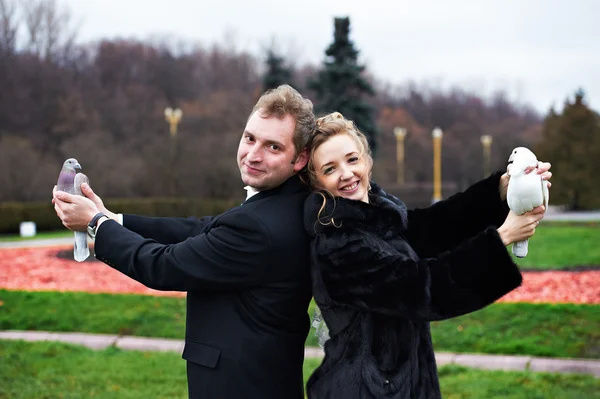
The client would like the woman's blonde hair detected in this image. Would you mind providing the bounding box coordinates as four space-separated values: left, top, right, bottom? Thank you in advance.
306 112 373 228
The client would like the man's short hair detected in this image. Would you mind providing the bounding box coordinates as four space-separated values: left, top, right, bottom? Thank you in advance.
252 85 315 156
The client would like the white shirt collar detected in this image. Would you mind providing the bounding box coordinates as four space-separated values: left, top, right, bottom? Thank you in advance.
244 186 260 200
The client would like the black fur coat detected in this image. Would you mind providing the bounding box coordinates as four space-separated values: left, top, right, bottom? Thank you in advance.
304 172 523 399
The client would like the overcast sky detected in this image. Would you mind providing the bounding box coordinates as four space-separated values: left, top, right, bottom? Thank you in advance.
62 0 599 114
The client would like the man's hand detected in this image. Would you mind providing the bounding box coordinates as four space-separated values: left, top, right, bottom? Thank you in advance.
79 183 118 221
53 186 100 232
499 161 552 201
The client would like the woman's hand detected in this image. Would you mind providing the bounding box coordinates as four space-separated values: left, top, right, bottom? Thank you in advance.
499 161 552 201
497 205 546 246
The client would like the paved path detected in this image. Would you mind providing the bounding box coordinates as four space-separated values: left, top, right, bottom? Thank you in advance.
1 330 598 377
544 210 600 222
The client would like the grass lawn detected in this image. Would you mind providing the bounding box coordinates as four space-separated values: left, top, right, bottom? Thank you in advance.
307 300 600 359
1 290 598 359
510 223 600 269
1 340 598 399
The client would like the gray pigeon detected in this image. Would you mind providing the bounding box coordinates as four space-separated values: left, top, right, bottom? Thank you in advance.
57 158 90 262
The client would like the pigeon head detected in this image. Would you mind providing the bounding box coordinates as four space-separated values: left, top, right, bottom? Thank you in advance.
508 147 538 175
62 158 82 172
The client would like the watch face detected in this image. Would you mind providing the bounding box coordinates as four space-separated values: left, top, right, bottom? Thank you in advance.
87 225 95 239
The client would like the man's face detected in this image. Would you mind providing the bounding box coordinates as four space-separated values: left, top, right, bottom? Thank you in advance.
237 109 307 191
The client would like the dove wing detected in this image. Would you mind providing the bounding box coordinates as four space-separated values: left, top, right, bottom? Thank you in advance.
541 177 549 210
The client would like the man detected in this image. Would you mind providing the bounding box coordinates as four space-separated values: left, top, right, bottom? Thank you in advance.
53 85 316 398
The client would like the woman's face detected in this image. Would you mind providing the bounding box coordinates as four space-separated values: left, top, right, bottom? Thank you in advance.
313 133 371 203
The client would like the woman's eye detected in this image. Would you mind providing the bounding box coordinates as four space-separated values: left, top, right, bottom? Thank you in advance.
348 157 359 163
323 167 334 175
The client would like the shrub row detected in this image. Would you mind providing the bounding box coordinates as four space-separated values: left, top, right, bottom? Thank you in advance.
0 197 238 234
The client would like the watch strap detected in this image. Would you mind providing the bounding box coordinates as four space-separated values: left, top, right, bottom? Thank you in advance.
88 212 107 229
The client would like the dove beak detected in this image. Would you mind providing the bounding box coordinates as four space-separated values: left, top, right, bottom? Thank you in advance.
508 153 515 164
74 162 82 170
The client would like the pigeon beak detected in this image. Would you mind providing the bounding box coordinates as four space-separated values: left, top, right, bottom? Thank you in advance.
508 153 515 164
74 162 82 170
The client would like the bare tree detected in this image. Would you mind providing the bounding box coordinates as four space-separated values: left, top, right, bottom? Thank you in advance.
21 0 78 62
0 0 18 56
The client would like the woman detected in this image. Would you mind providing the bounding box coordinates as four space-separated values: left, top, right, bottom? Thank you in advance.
303 112 550 399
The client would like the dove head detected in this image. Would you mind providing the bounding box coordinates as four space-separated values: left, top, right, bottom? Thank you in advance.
62 158 82 172
508 147 538 176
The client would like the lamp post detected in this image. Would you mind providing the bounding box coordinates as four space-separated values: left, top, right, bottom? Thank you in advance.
432 127 443 203
164 107 183 195
164 107 183 137
394 127 407 186
480 134 493 178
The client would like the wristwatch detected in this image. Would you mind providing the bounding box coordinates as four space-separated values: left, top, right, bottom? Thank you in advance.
87 212 108 239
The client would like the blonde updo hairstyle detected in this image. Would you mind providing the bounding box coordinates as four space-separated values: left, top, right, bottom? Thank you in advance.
306 111 373 190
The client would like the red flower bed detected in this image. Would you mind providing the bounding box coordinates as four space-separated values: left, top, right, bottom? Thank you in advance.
1 246 598 304
0 246 184 298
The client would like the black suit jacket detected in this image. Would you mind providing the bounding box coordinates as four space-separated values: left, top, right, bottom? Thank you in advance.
94 176 312 398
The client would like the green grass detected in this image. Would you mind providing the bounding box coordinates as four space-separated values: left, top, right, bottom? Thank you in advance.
429 303 600 359
0 340 188 399
2 290 599 359
307 300 600 359
0 290 186 339
435 364 600 399
510 224 600 269
1 340 598 399
0 230 71 242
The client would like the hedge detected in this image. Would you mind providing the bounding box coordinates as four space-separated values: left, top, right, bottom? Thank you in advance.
0 197 238 234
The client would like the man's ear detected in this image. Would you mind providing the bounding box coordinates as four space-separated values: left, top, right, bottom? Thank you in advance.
293 148 309 172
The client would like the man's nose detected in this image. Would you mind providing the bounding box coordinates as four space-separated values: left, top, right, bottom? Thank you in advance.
246 146 262 162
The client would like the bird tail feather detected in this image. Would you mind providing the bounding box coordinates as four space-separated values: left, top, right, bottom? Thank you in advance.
74 231 90 262
512 239 528 258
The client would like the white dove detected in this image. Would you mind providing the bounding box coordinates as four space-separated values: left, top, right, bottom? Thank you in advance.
57 158 90 262
506 147 549 258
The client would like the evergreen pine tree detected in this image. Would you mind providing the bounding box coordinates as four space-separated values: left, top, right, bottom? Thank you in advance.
263 49 293 92
309 17 379 154
536 89 600 209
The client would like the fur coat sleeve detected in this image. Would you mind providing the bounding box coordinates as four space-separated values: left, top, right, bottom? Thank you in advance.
305 186 522 322
406 172 510 258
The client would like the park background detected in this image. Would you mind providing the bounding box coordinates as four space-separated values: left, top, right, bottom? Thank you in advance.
0 0 599 398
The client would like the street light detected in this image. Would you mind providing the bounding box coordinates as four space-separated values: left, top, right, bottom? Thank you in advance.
480 135 493 178
164 107 183 137
432 127 443 203
394 127 407 185
164 107 183 195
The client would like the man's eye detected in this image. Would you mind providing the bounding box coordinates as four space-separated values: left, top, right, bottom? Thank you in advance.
245 135 254 142
270 144 280 151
